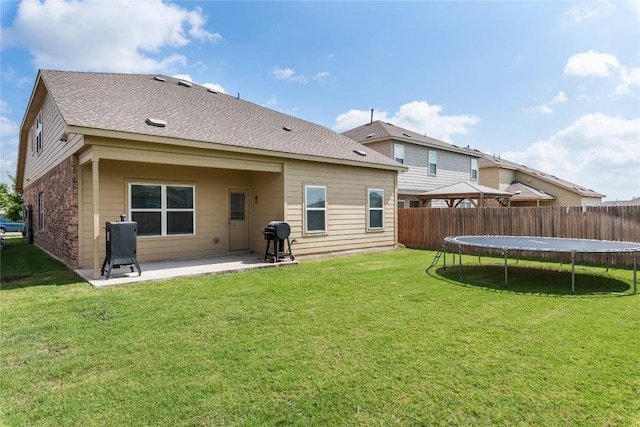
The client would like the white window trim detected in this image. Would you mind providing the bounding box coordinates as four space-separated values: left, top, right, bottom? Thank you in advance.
471 158 478 181
367 188 384 231
35 113 43 153
129 183 196 237
398 200 406 209
428 150 437 176
394 143 405 164
304 184 327 235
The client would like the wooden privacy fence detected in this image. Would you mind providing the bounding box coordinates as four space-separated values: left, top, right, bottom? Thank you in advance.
398 206 640 266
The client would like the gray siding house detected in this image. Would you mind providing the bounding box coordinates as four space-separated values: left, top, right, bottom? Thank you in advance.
343 121 482 208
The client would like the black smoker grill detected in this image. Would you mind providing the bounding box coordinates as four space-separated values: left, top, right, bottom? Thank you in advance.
262 220 295 263
101 216 142 279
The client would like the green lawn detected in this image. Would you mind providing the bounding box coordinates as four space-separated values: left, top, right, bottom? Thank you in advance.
1 236 639 426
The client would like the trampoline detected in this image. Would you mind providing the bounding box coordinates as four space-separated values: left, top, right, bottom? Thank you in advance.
437 236 640 294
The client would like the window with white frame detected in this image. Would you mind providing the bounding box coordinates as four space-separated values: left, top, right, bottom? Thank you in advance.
409 200 420 208
368 188 384 229
428 150 437 175
471 158 478 180
35 113 43 153
397 200 406 209
38 192 44 230
305 185 326 233
394 143 405 164
130 183 195 236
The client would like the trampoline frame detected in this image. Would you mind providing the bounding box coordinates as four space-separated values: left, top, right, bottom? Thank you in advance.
439 236 639 294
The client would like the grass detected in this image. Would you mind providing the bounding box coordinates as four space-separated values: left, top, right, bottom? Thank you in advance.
1 236 639 426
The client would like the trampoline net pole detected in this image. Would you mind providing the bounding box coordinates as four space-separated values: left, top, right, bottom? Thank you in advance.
571 252 575 294
634 252 637 295
458 245 462 278
504 250 508 288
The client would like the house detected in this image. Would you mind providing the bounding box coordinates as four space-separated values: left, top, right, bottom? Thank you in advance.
599 197 640 206
478 154 604 207
342 120 483 208
16 70 406 278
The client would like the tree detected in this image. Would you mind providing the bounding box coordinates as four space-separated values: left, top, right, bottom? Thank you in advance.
0 174 24 221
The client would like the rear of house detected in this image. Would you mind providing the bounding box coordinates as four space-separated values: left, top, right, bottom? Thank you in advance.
343 120 482 208
17 70 405 278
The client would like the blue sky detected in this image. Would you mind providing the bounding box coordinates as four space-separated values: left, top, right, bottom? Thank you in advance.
1 0 639 200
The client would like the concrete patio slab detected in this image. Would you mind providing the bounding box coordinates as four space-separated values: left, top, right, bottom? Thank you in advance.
75 254 298 287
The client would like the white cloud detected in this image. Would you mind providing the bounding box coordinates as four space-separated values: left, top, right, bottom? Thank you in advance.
0 100 11 114
0 116 19 137
335 101 480 142
502 113 640 200
172 74 194 82
0 0 221 73
202 82 226 94
272 67 296 80
265 96 277 108
313 71 330 80
615 67 640 94
551 91 568 104
564 51 620 77
533 105 553 114
565 1 614 23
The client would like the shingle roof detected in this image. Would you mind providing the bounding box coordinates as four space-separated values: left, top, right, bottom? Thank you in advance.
37 70 403 170
505 181 556 201
600 197 640 206
341 120 482 157
478 153 604 198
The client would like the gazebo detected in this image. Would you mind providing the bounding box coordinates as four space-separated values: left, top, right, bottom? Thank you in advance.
418 181 513 208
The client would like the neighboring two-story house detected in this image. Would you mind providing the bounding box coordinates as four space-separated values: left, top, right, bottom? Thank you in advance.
16 70 406 279
479 154 604 207
342 121 483 208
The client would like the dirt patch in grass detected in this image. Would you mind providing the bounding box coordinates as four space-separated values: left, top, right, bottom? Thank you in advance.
1 274 31 283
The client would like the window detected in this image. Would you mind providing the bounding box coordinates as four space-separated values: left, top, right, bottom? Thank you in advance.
305 185 326 233
368 189 384 229
428 150 437 175
35 113 43 153
459 201 473 208
130 183 194 236
394 144 405 164
471 158 478 180
38 192 44 230
398 200 406 209
409 200 420 208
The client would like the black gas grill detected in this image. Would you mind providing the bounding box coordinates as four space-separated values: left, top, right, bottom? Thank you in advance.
262 220 294 262
100 216 142 279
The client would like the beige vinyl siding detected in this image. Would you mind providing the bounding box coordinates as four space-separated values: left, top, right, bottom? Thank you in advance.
498 168 516 191
23 93 83 184
79 160 253 267
284 160 397 256
250 171 285 254
478 166 501 189
513 171 583 206
363 140 392 158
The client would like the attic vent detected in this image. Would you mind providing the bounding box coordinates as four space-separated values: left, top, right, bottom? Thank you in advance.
207 88 218 94
402 133 412 137
282 126 292 131
178 80 192 88
154 76 166 82
353 149 367 156
452 144 459 147
146 118 167 127
366 133 375 138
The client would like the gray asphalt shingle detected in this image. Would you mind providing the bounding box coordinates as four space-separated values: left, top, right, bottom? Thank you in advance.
39 70 402 170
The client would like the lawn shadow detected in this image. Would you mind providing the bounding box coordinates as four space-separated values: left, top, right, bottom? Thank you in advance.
428 264 632 296
0 237 84 291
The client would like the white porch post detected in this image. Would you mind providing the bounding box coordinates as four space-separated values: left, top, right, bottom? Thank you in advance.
92 159 100 279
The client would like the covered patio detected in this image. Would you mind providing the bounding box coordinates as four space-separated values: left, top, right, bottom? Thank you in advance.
419 181 514 208
75 254 298 287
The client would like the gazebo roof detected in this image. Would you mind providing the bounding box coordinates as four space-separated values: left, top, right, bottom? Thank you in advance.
418 181 513 208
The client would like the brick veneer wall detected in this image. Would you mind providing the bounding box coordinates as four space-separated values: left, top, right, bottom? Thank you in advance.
23 155 79 267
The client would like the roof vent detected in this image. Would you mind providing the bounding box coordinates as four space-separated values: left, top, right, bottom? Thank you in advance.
178 80 192 88
353 149 367 156
366 133 375 138
154 76 166 82
282 126 292 132
207 88 218 94
146 118 167 127
402 133 412 138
